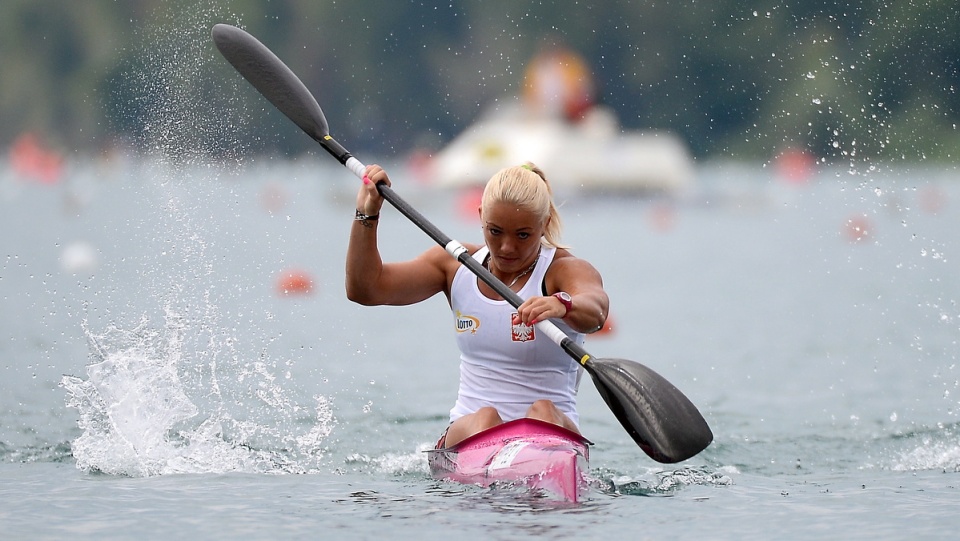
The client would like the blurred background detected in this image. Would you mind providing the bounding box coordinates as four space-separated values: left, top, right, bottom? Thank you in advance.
2 0 958 177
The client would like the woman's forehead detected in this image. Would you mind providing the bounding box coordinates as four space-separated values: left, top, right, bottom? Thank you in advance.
483 201 541 227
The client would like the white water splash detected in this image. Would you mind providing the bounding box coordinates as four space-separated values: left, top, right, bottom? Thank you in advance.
344 444 432 476
61 309 335 477
890 438 960 473
53 1 340 476
602 466 735 496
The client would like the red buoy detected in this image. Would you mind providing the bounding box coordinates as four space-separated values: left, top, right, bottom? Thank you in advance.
276 269 314 296
843 215 872 243
593 314 616 337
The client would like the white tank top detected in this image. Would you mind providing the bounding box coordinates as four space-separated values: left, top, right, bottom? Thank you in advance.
448 245 584 425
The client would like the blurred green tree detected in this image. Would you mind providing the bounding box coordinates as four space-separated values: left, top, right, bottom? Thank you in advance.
0 0 956 163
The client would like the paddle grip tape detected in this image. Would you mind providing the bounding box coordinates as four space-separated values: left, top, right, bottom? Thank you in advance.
444 241 468 259
534 320 591 366
536 320 570 347
344 156 366 179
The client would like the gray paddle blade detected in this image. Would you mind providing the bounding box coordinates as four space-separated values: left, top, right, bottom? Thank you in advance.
586 358 712 463
212 24 330 141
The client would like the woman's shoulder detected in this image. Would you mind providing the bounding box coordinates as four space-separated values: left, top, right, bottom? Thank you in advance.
550 246 576 262
545 247 604 294
547 247 600 274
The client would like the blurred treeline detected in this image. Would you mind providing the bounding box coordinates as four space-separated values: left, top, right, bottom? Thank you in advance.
2 0 958 162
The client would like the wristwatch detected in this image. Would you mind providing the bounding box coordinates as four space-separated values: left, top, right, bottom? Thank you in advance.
553 292 573 315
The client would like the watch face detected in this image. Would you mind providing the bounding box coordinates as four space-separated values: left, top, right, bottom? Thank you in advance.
558 292 572 302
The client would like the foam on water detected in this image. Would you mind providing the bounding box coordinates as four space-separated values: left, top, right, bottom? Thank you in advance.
603 466 735 496
60 306 334 476
893 442 960 472
344 444 433 477
883 423 960 473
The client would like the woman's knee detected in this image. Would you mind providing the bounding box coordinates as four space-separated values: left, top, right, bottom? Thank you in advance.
443 407 503 447
524 400 579 433
525 399 558 419
474 406 503 425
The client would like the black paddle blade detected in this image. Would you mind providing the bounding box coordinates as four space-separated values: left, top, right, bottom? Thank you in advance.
211 24 330 142
585 358 712 463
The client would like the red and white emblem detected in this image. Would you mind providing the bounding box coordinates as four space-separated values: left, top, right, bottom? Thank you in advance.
511 313 535 342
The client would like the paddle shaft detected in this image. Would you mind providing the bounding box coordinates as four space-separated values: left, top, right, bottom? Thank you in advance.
322 140 712 465
321 145 592 367
212 23 712 463
209 21 589 364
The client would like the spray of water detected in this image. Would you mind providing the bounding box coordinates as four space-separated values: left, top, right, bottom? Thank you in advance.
59 3 336 476
61 311 334 476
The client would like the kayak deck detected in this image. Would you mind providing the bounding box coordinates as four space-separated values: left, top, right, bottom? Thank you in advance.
426 418 591 502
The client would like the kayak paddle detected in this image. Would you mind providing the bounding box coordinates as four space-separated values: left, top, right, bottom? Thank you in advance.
211 23 713 463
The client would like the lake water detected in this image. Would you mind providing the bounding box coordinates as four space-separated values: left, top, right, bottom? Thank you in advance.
2 156 959 540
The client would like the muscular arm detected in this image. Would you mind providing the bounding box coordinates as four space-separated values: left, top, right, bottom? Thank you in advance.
345 225 452 306
344 163 452 306
517 253 609 334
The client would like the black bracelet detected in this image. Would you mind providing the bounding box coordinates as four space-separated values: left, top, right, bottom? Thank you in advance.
355 209 379 222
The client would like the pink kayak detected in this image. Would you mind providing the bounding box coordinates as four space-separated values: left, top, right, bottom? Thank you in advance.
426 418 591 502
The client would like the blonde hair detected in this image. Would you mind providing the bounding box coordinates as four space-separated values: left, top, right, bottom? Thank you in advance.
481 162 568 248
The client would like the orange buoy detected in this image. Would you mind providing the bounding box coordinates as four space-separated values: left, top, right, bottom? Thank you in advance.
276 269 314 296
843 215 872 243
592 314 616 337
774 148 815 184
10 132 63 184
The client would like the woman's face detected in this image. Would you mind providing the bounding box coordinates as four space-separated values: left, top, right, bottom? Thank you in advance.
480 201 545 272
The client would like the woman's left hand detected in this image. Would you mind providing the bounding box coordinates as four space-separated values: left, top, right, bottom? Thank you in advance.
357 164 391 216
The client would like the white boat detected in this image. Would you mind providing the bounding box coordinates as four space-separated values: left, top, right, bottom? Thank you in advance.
423 99 696 195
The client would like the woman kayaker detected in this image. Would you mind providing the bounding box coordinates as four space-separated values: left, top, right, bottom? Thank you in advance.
346 162 609 448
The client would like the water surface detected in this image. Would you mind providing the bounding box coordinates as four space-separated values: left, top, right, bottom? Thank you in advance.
1 158 959 539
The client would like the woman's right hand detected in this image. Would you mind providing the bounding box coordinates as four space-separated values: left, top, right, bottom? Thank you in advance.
357 164 391 216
